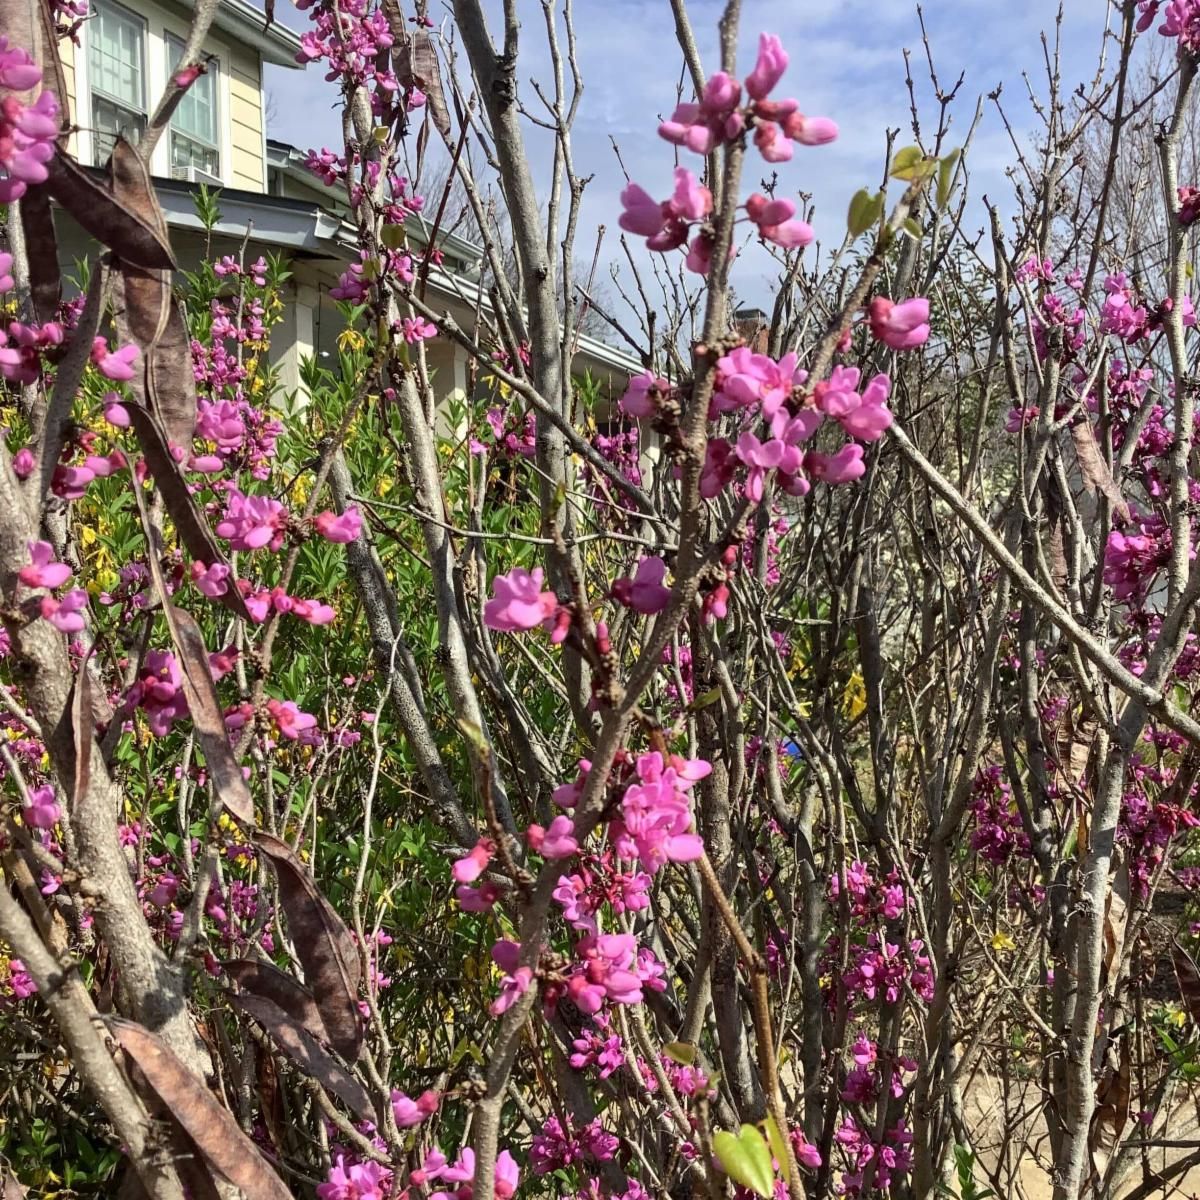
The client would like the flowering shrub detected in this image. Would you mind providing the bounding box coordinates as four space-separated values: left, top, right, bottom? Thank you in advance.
3 1 1200 1199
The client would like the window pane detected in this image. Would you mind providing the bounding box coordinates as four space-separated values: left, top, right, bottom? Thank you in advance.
92 93 145 164
89 3 143 109
168 39 217 146
170 131 219 178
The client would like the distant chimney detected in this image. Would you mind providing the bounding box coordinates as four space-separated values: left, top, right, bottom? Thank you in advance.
734 306 769 353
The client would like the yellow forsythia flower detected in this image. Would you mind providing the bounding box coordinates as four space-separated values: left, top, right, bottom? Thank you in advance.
843 670 867 721
991 932 1016 953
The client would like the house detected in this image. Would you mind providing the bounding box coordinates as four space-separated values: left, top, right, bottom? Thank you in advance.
52 0 639 410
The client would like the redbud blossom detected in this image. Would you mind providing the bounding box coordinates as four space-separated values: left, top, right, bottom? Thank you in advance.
619 371 669 419
782 111 838 145
868 296 930 350
745 33 788 100
19 540 71 589
40 588 87 633
611 556 671 615
0 40 58 202
90 337 141 381
745 193 814 249
452 838 495 883
1179 185 1200 227
391 1088 439 1127
484 566 559 633
314 506 362 543
805 444 866 485
22 784 60 829
456 880 502 911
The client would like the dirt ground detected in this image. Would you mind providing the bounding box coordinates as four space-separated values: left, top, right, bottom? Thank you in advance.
962 1073 1200 1200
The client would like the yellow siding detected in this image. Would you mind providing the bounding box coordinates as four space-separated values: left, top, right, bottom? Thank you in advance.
57 35 78 157
229 50 264 191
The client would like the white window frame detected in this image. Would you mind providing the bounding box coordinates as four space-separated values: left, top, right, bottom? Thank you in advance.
86 0 147 167
165 32 220 181
76 0 237 186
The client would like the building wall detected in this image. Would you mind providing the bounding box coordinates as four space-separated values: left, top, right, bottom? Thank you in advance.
58 35 77 158
67 0 263 192
228 48 265 192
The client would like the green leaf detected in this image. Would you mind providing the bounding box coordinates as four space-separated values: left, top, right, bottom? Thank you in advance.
901 217 923 240
847 188 881 237
688 687 722 712
380 224 407 250
890 145 937 182
762 1116 792 1189
714 1125 775 1198
937 149 961 210
663 1042 696 1065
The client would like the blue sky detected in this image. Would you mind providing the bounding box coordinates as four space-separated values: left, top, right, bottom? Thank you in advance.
262 0 1114 309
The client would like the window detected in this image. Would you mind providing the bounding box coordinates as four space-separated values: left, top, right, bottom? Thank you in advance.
167 35 220 180
89 1 146 164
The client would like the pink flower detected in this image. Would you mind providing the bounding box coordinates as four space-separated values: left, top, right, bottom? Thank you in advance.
0 79 58 202
826 372 893 443
452 838 495 883
316 1156 391 1200
8 959 37 998
805 444 865 485
484 566 558 633
745 193 813 249
23 784 60 829
391 1088 439 1128
128 650 188 736
540 815 579 860
495 1150 520 1200
700 438 736 498
11 447 33 479
51 464 95 500
40 588 87 633
457 880 503 911
0 251 14 294
612 556 671 615
173 63 202 88
782 111 838 145
670 167 711 222
315 506 362 543
684 232 715 276
147 871 179 907
490 940 534 1015
745 33 787 100
658 72 742 155
1159 0 1200 50
19 540 72 589
266 698 318 741
618 183 666 237
612 754 707 875
0 39 42 90
216 489 288 552
754 120 793 163
620 371 668 418
868 296 930 350
90 338 141 381
619 168 711 254
190 561 231 598
289 597 336 625
402 316 437 344
1177 184 1200 227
